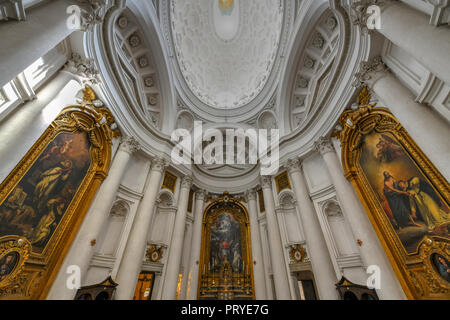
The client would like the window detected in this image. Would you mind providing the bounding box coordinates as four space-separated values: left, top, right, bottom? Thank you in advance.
0 40 70 122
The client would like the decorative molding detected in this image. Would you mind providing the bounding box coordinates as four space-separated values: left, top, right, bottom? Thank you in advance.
109 199 129 217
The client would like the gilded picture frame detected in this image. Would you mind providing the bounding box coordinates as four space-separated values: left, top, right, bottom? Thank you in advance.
337 88 450 299
198 194 255 300
0 87 118 299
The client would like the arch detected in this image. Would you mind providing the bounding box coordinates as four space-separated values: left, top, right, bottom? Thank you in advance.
157 190 175 207
86 0 177 144
257 110 278 130
322 198 342 217
280 5 341 134
110 199 130 217
278 189 296 209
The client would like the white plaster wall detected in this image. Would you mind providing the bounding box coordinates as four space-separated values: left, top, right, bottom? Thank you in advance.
121 155 152 194
302 153 332 193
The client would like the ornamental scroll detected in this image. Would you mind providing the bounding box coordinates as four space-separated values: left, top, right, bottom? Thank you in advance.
336 87 450 299
0 86 119 299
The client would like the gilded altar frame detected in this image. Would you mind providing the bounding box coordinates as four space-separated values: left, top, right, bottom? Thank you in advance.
198 194 255 300
336 89 450 299
0 87 118 299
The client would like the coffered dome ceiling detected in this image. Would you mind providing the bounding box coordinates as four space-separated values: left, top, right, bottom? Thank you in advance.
170 0 283 110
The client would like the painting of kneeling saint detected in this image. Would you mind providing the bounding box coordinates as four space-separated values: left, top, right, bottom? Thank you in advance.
0 132 91 253
0 252 19 282
360 132 450 254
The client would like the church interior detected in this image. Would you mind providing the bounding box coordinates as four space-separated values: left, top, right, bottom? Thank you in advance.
0 0 449 301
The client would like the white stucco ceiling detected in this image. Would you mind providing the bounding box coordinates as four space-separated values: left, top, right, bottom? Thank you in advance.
170 0 283 110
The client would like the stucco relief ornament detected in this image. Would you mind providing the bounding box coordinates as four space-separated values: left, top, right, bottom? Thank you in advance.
285 158 302 174
119 136 141 155
195 189 207 201
260 176 273 189
181 175 193 189
289 244 307 263
245 189 257 201
65 53 101 85
74 0 107 32
350 0 385 34
314 137 335 155
151 157 168 173
353 56 389 88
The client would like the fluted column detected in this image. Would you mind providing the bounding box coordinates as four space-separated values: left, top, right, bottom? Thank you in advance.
246 189 267 300
315 137 406 299
286 159 339 300
186 190 207 299
355 56 450 180
162 175 193 299
260 176 292 300
47 136 140 299
114 157 167 300
351 0 450 85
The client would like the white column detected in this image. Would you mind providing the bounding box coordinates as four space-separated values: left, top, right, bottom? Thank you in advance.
356 56 450 181
47 136 140 300
260 176 291 300
246 189 267 300
179 221 193 300
162 175 193 299
353 0 450 85
286 159 339 300
186 190 207 300
114 157 167 300
315 137 406 300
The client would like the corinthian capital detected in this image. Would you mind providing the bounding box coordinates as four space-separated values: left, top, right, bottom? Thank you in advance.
195 189 207 201
181 175 193 189
64 53 100 84
73 0 107 32
260 176 273 190
245 188 257 202
119 136 141 154
151 156 168 173
349 0 386 33
353 56 389 88
314 137 335 156
286 158 302 174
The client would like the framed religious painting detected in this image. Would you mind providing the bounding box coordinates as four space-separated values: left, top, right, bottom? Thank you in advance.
0 87 119 299
337 88 450 299
198 194 254 300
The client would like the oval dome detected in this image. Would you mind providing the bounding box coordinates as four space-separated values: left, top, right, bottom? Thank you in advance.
171 0 283 109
